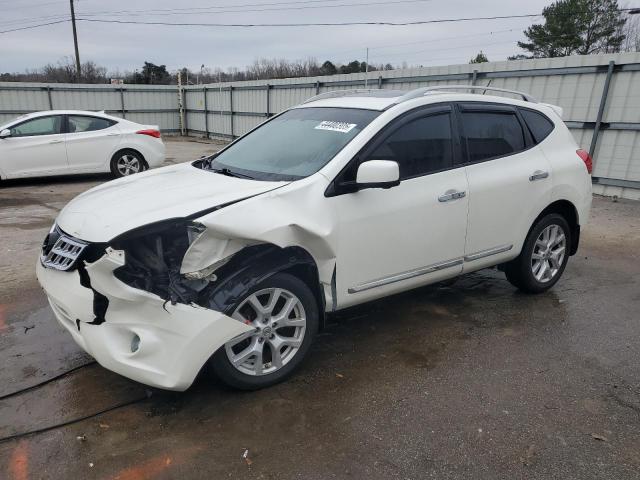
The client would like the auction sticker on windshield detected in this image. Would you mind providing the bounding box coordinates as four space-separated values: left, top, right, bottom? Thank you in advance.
315 121 357 133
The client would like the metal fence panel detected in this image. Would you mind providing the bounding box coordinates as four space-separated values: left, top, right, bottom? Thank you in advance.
2 52 640 198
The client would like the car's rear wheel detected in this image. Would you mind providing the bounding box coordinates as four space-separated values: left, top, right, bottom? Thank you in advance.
110 150 145 178
209 273 318 390
505 213 571 293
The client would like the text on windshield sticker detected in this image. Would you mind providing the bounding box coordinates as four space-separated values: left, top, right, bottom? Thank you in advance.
315 121 357 133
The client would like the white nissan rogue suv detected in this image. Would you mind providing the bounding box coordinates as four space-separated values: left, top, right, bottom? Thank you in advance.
36 86 592 391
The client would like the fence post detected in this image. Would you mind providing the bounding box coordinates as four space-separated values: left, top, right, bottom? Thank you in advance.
378 75 383 89
229 86 234 139
589 60 615 163
183 89 189 135
177 73 186 136
45 86 53 110
471 69 478 86
203 86 208 139
119 87 126 118
266 84 271 117
315 81 320 95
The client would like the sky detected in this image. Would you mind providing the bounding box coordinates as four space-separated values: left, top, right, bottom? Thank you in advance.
0 0 555 74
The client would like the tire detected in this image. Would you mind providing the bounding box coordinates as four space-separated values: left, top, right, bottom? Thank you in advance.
505 213 571 294
110 149 145 178
209 272 319 390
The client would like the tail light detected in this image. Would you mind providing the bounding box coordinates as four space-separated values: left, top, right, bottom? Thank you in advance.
576 149 592 174
136 129 161 138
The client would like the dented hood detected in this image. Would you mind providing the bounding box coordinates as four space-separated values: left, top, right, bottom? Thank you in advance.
57 162 288 242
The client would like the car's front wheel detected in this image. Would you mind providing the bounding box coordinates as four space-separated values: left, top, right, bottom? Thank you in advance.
505 213 571 293
209 273 318 390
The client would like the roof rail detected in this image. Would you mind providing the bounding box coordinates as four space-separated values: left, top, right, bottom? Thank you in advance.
396 85 537 103
302 88 406 104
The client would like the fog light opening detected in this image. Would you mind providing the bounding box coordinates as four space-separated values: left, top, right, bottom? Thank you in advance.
131 334 141 353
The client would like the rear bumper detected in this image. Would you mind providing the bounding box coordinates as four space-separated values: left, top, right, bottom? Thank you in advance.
36 249 251 391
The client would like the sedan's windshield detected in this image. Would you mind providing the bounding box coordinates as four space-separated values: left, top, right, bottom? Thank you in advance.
205 107 380 181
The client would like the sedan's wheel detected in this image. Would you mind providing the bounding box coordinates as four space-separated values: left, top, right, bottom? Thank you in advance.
110 150 144 178
210 273 318 390
505 213 571 293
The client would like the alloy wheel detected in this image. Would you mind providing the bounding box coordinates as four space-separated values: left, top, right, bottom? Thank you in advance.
116 154 141 176
531 224 566 283
225 288 307 376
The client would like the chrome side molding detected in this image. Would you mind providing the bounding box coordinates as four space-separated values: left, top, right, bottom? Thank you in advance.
348 258 463 293
464 244 513 262
348 244 514 294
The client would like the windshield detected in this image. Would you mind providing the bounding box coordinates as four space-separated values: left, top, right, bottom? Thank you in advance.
205 107 380 181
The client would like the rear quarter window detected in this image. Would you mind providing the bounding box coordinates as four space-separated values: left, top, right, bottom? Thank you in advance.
519 108 554 144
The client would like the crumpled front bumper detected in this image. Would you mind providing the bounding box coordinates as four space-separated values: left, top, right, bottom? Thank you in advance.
36 248 252 391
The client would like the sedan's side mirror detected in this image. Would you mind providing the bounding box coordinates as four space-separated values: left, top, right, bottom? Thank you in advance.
0 129 11 139
356 160 400 190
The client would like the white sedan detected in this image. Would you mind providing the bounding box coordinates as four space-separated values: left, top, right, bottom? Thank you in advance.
0 110 165 180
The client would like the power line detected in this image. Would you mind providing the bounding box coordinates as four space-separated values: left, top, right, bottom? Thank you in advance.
0 19 69 34
0 14 69 28
370 38 521 61
76 0 406 16
77 0 433 18
74 13 543 28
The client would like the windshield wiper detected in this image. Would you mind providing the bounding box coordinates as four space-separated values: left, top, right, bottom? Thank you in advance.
211 167 255 180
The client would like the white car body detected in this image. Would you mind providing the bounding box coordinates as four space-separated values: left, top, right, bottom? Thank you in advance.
0 110 165 179
36 87 592 390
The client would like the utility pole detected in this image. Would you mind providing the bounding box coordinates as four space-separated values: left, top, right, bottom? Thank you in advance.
365 47 369 88
69 0 81 82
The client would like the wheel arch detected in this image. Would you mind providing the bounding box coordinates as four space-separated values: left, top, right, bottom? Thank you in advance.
531 199 580 255
200 243 327 329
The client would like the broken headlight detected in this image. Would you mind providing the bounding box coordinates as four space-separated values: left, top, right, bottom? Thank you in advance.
110 219 208 304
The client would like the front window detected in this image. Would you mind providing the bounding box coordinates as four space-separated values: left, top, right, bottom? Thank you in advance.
205 107 380 181
10 116 62 137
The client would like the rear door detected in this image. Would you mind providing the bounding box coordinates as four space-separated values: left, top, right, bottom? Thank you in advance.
456 102 552 270
64 115 121 172
0 115 67 178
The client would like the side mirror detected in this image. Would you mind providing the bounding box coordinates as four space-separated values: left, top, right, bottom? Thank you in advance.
0 129 11 139
355 160 400 190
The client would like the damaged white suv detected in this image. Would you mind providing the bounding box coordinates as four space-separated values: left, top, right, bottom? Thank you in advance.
37 86 592 391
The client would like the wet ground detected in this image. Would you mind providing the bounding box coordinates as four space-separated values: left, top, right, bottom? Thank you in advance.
1 138 639 479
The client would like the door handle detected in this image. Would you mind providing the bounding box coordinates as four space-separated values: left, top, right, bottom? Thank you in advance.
529 170 549 181
438 189 466 202
106 133 119 136
49 139 63 144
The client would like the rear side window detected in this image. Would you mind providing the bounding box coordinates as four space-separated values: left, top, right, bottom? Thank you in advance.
366 113 453 179
10 116 62 137
520 109 554 144
460 111 525 162
68 115 115 133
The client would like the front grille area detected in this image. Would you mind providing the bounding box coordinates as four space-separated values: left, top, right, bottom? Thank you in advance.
41 227 88 271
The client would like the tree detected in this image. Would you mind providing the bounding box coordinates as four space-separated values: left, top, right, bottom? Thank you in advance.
320 61 337 75
469 51 489 64
339 60 362 74
507 54 532 61
517 0 626 58
134 62 171 84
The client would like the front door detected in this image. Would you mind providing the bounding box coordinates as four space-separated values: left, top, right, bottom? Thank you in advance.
329 105 469 308
1 115 67 178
